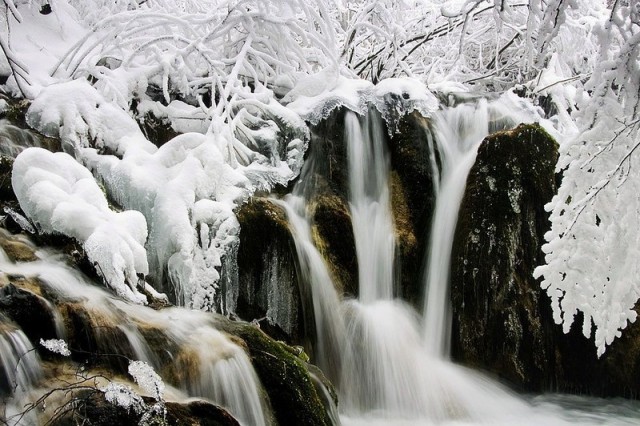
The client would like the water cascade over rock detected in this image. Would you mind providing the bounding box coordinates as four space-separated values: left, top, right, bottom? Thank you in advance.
0 229 332 425
3 89 640 426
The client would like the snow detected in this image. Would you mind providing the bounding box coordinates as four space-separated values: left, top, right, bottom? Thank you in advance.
26 80 155 156
285 73 373 124
39 338 71 357
128 360 165 399
12 148 151 304
102 382 146 414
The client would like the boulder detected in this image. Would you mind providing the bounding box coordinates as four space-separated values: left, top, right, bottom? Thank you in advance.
450 123 559 390
217 319 335 426
50 392 240 426
236 197 304 344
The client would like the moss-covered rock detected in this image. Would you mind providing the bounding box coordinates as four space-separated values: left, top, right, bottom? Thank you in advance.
450 123 559 390
217 319 334 426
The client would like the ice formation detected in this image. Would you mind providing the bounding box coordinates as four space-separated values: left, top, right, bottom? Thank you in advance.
12 148 150 304
39 338 71 357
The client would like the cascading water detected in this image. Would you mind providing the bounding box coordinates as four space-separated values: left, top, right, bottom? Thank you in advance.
282 96 640 426
277 194 346 383
0 242 272 426
344 110 395 303
422 100 490 358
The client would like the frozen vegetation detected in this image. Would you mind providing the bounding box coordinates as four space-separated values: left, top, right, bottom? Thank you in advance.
0 0 638 355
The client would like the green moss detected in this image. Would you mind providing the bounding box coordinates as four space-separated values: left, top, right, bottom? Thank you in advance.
217 319 333 426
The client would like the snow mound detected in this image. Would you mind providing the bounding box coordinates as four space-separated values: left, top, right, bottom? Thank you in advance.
12 148 150 304
26 80 155 156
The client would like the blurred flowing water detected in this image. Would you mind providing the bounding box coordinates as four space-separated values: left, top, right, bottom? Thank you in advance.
280 102 640 425
0 240 272 426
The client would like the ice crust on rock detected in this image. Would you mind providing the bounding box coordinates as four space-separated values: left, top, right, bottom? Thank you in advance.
286 74 438 131
12 147 150 304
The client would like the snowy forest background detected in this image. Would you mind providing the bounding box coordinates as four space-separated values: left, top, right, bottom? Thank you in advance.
1 0 639 361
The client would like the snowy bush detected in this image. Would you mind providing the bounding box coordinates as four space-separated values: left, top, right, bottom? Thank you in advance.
534 1 640 356
12 147 150 304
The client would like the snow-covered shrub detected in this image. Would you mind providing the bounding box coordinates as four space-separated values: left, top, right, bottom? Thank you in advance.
535 1 640 356
12 147 150 304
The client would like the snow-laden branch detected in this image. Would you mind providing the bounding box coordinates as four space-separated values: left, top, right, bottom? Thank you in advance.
535 1 640 356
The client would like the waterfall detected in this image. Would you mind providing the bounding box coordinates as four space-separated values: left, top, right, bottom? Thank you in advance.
277 194 346 383
422 100 489 357
0 244 272 426
344 110 395 303
277 95 640 425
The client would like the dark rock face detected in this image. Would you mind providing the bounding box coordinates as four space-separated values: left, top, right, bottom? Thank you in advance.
236 197 304 343
450 123 559 390
552 308 640 398
51 393 240 426
0 155 15 202
0 283 58 347
448 122 640 397
388 112 439 306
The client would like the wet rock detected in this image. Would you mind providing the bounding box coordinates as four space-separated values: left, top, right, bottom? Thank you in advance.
217 319 335 426
0 232 37 262
59 302 136 374
309 194 357 297
553 308 640 398
306 108 350 200
51 392 240 426
450 123 559 390
0 283 58 347
236 197 304 344
165 400 240 426
388 111 439 306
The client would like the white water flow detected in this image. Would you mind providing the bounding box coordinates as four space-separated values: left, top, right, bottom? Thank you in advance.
345 111 395 303
276 195 346 383
0 244 272 426
284 100 640 425
422 100 490 357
